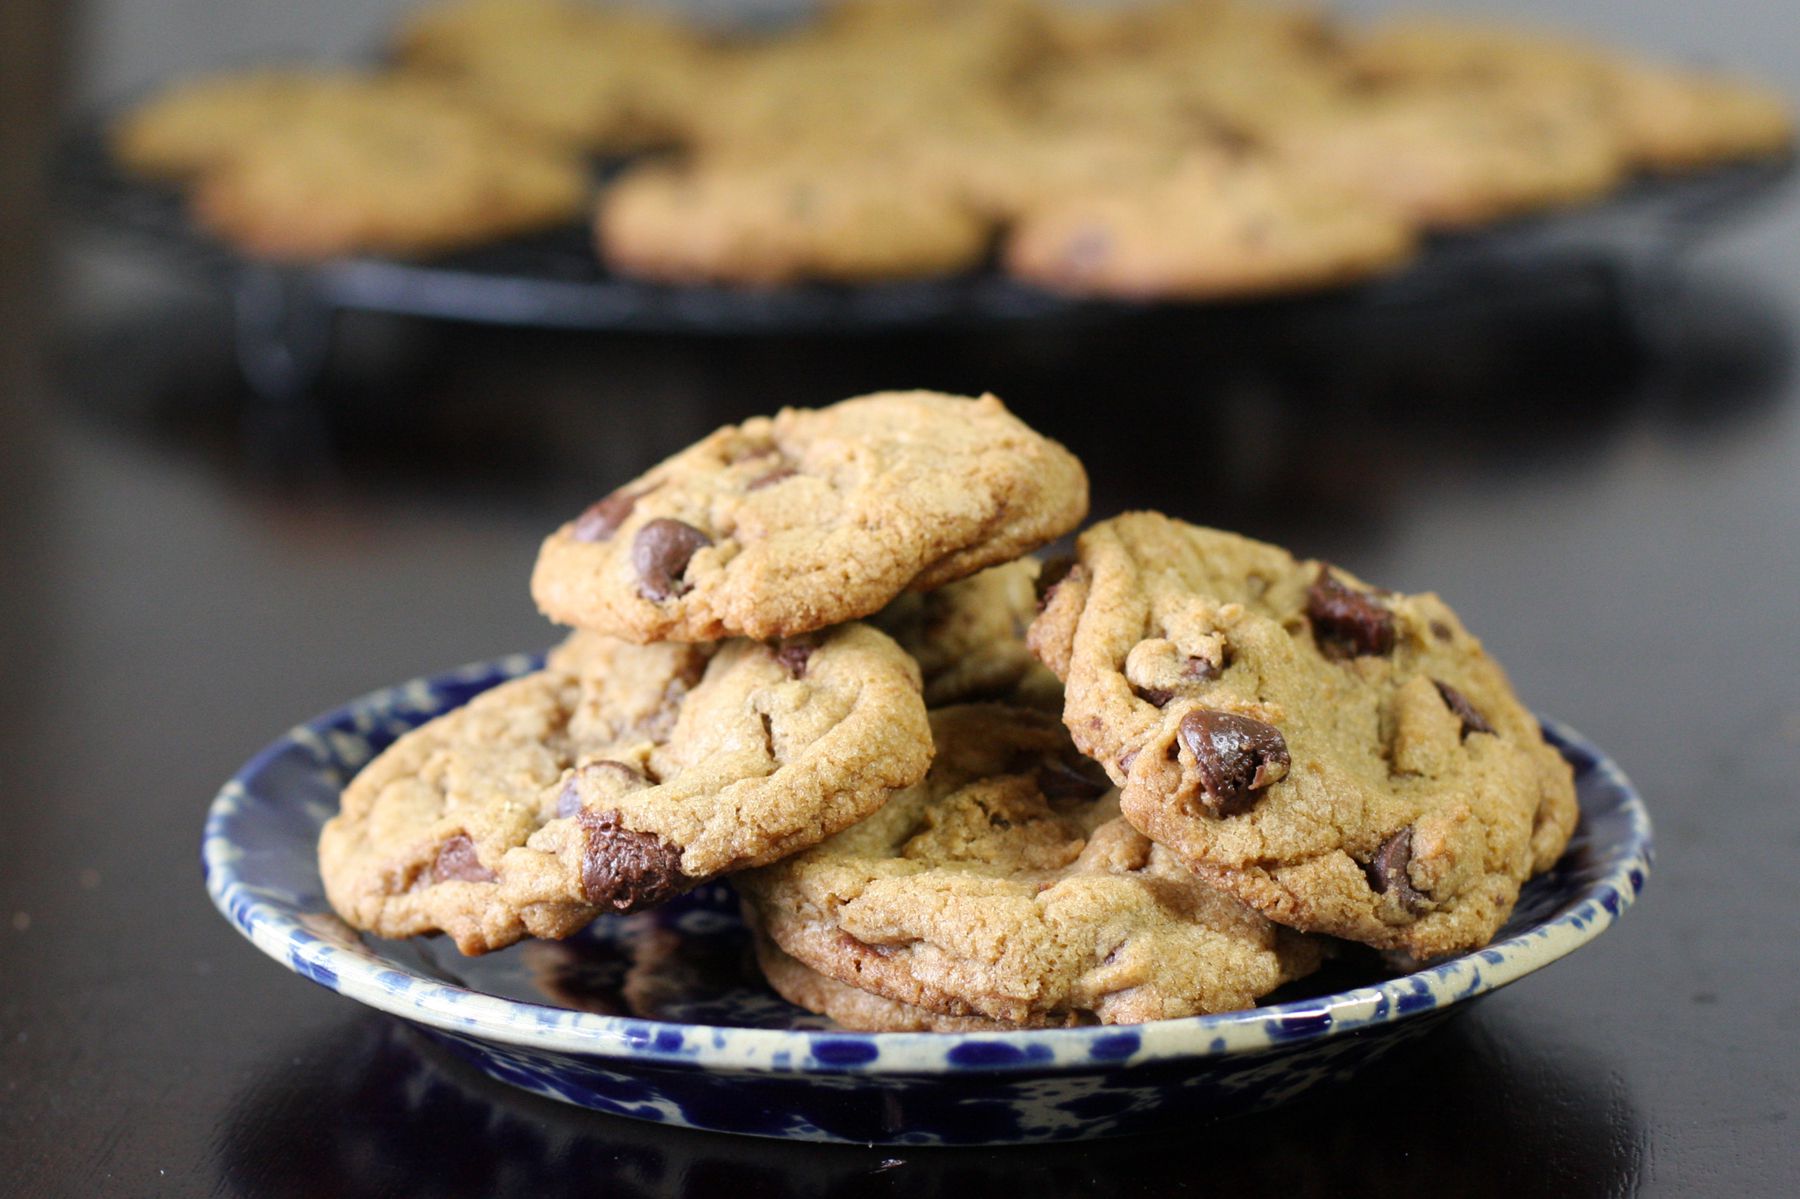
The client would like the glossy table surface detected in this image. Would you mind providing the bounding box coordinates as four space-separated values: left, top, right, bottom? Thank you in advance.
7 8 1800 1197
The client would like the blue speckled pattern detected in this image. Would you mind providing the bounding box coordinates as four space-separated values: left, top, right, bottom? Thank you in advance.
202 654 1653 1145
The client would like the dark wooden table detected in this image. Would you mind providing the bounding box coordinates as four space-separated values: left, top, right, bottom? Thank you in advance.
7 9 1800 1195
6 232 1800 1195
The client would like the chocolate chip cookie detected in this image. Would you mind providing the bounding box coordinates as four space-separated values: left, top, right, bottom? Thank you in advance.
1004 154 1417 300
110 69 357 180
1343 16 1793 176
391 0 714 151
595 152 992 287
319 623 930 954
748 919 1019 1032
1258 82 1627 230
531 391 1089 642
871 558 1062 709
184 77 588 261
738 704 1321 1025
1028 514 1577 960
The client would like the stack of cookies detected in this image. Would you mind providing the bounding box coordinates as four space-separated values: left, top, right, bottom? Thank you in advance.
319 391 1578 1029
112 0 1792 296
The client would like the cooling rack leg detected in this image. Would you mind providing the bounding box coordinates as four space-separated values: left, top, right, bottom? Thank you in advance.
231 266 337 464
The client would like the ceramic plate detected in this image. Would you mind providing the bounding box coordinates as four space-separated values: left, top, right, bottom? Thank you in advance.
203 654 1652 1145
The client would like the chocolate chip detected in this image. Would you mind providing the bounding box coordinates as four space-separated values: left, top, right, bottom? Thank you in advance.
1365 827 1429 915
576 809 689 913
747 465 796 491
1034 555 1077 610
431 834 495 884
1036 756 1112 801
773 640 813 678
571 488 638 543
1429 620 1454 643
1176 710 1291 817
1433 680 1494 738
1306 568 1395 659
1117 748 1139 775
673 647 710 689
1183 653 1226 681
1134 686 1176 708
632 518 711 602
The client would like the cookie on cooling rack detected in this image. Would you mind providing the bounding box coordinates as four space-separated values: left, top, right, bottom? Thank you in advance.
1004 152 1417 299
184 77 588 260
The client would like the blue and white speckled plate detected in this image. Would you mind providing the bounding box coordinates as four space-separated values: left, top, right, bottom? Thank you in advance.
203 654 1652 1145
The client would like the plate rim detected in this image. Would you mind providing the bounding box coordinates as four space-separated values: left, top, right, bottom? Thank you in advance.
203 654 1653 1075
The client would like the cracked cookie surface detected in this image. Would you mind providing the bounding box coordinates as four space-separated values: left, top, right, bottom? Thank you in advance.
1027 514 1577 960
738 704 1320 1025
319 623 930 954
531 391 1088 642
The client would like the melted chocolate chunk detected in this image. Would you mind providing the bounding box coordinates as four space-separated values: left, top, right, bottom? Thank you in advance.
1117 748 1140 775
673 647 710 690
1176 710 1291 817
1036 755 1112 801
1433 680 1494 738
1183 654 1225 681
1306 568 1396 659
632 518 711 602
576 809 689 913
1365 827 1429 915
571 488 638 543
774 640 814 678
747 465 796 491
1034 555 1077 610
1134 685 1176 708
431 834 495 884
1429 620 1455 643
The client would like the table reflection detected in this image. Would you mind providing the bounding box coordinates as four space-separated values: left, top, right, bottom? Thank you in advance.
57 256 1789 551
215 1007 1642 1198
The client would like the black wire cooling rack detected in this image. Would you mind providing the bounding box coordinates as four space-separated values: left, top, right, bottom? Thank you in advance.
60 121 1793 399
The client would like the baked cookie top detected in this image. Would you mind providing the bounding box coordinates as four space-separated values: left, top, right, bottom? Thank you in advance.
1342 16 1793 175
1258 81 1627 230
109 69 360 180
739 704 1320 1026
318 622 930 954
1004 153 1416 300
595 151 992 287
871 558 1062 710
118 71 589 260
392 0 715 151
1027 514 1577 960
531 391 1088 642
